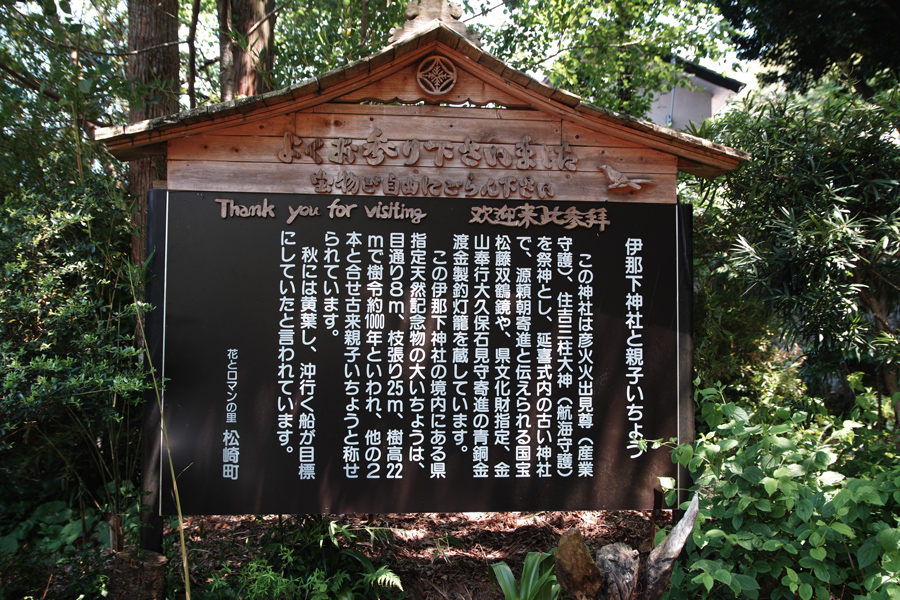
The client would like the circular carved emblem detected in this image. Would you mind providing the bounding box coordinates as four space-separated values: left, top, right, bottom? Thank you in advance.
416 56 458 96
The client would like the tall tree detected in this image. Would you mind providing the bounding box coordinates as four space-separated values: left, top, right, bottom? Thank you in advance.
693 88 900 413
482 0 730 116
713 0 900 98
219 0 277 99
128 0 179 262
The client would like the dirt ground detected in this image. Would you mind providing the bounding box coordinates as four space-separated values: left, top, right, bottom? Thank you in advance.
167 509 674 599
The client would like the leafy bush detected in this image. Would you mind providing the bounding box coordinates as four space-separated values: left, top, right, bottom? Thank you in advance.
0 173 146 597
0 175 143 432
0 496 132 599
187 515 403 600
664 385 900 600
682 160 806 410
688 87 900 414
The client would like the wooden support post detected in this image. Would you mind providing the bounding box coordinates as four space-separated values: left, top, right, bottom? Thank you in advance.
677 204 695 511
140 189 167 553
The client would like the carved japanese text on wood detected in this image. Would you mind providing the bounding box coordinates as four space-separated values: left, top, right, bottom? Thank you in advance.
278 128 579 171
469 203 610 230
309 170 558 200
273 127 657 198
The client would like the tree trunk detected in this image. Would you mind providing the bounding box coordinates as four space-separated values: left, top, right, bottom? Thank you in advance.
854 270 900 420
223 0 277 100
218 0 234 101
108 549 167 600
127 0 179 265
555 493 700 600
187 0 203 108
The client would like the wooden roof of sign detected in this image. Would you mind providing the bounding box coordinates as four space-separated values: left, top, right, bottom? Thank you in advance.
95 2 748 203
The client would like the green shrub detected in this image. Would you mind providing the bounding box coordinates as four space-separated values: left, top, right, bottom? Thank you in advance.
0 176 143 432
0 173 146 598
188 515 403 600
664 385 900 600
687 87 900 415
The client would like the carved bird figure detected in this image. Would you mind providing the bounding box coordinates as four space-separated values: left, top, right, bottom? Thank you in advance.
598 164 653 191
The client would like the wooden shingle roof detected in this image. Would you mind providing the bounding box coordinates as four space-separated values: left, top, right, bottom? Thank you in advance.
95 19 747 179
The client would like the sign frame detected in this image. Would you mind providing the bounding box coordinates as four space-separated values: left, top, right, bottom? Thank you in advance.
140 190 693 542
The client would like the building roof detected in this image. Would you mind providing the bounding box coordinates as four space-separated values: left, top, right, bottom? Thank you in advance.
678 58 746 93
95 18 748 178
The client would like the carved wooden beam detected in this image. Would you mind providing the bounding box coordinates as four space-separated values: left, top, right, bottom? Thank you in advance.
388 0 479 46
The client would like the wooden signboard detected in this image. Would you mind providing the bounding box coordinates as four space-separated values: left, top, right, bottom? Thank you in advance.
146 191 692 515
96 11 745 550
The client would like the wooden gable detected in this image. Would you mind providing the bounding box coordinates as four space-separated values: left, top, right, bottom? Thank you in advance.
96 20 747 204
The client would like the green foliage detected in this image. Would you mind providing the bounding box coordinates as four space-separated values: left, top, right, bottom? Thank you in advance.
190 516 403 599
684 179 807 411
272 0 406 87
178 0 409 103
0 173 145 478
680 119 803 409
490 549 560 600
0 178 143 427
663 384 900 600
688 86 900 412
0 172 147 597
0 487 144 599
483 0 731 116
430 533 461 565
712 0 900 97
0 0 132 194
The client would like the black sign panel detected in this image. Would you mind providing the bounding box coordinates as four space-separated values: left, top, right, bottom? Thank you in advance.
151 192 687 515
